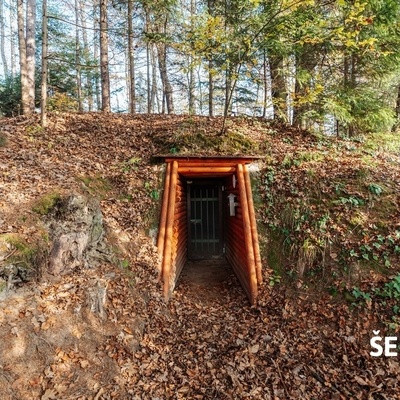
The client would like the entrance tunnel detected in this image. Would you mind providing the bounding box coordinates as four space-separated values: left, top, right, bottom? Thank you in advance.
156 157 262 305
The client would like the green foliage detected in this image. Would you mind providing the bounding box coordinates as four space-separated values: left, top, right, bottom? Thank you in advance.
324 85 396 135
0 74 21 117
333 196 365 207
48 92 78 112
269 272 281 287
368 183 383 196
144 181 159 200
376 275 400 299
363 131 400 154
352 287 371 302
122 157 142 173
282 151 325 168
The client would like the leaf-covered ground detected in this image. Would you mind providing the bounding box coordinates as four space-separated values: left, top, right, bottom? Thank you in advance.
0 113 400 399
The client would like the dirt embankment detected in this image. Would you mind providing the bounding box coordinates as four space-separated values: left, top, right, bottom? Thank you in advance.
0 113 399 399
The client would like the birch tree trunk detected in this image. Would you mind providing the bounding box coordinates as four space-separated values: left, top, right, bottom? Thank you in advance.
75 0 83 112
127 0 136 114
79 0 92 110
150 44 157 113
0 0 8 76
10 5 17 77
99 0 110 112
17 0 29 115
93 0 100 110
262 51 268 119
40 0 48 126
188 0 195 115
26 0 36 112
207 0 214 117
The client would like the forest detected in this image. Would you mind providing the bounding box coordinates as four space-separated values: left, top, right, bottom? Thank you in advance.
1 0 400 135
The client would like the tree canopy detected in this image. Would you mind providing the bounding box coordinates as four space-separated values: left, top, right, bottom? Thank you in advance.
0 0 399 134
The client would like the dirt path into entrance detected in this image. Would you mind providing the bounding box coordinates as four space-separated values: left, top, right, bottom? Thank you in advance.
176 260 242 305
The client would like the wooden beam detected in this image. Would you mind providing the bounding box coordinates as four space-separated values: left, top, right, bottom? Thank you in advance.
237 163 258 304
162 160 178 300
156 162 171 265
244 164 263 284
178 166 236 174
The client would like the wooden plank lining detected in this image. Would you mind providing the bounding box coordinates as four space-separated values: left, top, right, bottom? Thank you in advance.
156 162 171 265
162 160 178 299
244 165 263 284
237 163 258 304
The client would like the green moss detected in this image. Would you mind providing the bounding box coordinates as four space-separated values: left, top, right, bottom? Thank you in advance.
157 124 258 155
220 129 256 153
78 175 112 199
32 192 62 215
0 234 44 279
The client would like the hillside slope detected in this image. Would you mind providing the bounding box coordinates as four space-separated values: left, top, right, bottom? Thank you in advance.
0 112 400 399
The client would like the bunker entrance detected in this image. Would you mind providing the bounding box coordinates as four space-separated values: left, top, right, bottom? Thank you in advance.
156 156 262 305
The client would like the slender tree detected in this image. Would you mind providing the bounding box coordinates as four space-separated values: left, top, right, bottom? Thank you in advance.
127 0 136 114
26 0 36 112
100 0 110 111
75 0 83 111
17 0 29 114
0 0 8 76
40 0 48 126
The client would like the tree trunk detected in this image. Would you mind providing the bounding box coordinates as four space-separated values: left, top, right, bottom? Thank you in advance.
75 0 83 112
10 5 17 77
207 0 214 117
393 83 400 132
0 0 8 76
188 55 195 115
26 0 36 112
157 42 174 114
145 11 151 113
262 51 268 119
224 66 232 118
40 0 48 127
292 45 319 128
127 0 136 114
269 55 287 122
150 44 158 113
93 0 100 110
79 0 92 110
188 0 195 115
99 0 110 112
17 0 29 115
146 41 151 113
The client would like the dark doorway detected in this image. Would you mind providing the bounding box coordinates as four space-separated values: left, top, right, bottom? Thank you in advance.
187 180 223 259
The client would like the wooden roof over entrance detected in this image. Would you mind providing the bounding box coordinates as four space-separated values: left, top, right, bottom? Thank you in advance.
155 155 260 164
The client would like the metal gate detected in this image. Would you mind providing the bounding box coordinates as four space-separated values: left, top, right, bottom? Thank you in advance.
187 181 223 259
